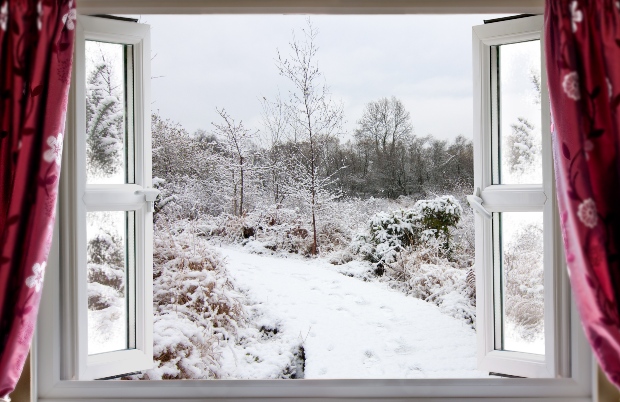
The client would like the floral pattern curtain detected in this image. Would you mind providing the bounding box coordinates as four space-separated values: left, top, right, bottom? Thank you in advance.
545 0 620 387
0 0 75 398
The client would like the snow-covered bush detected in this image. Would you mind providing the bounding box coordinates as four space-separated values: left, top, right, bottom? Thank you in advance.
199 206 314 255
352 195 463 264
87 231 125 310
415 196 463 250
194 197 407 258
451 204 475 269
387 244 475 326
86 227 128 353
503 222 544 341
327 249 354 266
133 221 247 380
347 196 475 326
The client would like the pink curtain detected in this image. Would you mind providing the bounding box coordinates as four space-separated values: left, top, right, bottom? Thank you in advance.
545 0 620 387
0 0 75 397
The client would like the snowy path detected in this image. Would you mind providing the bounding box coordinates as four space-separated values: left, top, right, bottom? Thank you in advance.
218 246 487 379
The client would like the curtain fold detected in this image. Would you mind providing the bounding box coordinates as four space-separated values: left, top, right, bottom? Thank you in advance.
545 0 620 387
0 0 75 397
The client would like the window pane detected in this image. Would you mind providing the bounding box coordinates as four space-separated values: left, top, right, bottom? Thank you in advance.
87 211 136 355
85 41 135 184
493 212 544 355
492 40 542 184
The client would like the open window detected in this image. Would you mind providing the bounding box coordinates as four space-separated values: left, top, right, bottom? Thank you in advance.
35 9 593 402
61 15 154 380
471 15 571 378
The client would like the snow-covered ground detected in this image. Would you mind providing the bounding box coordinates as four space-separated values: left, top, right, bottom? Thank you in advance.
217 245 488 379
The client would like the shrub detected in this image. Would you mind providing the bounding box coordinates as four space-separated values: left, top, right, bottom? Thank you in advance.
87 232 124 267
88 264 124 291
503 222 544 340
132 221 247 379
383 241 476 327
351 195 463 264
198 206 314 255
87 231 125 313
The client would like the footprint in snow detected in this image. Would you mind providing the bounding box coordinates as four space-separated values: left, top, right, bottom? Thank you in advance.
363 350 379 362
394 343 413 355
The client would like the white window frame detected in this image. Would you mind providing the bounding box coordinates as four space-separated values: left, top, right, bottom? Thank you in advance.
34 2 594 401
48 15 154 381
471 15 571 379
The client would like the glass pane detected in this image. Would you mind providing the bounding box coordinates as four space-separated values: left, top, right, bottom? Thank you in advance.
85 41 135 184
492 40 542 184
87 211 136 355
494 212 545 355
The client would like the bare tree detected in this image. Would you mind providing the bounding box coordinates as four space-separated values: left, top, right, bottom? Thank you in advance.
276 20 344 255
212 108 256 216
354 96 413 197
152 113 228 219
260 92 290 204
356 96 412 153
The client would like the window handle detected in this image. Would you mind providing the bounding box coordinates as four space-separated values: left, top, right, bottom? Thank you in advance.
467 187 492 220
135 188 160 212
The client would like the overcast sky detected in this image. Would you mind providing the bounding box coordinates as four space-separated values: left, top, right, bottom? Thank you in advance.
132 14 509 142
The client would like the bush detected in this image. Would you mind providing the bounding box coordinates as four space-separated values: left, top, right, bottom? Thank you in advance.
383 241 476 327
503 222 544 340
87 230 125 316
352 195 463 264
88 232 124 266
348 196 475 327
198 206 314 255
132 221 247 379
88 264 124 291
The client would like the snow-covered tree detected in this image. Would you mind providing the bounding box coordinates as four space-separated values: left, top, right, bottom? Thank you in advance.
507 117 537 175
260 92 290 205
275 20 345 255
86 59 124 178
530 68 541 106
212 108 257 217
152 114 229 219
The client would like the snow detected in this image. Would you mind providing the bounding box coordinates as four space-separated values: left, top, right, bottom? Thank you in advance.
217 245 488 379
504 321 545 355
244 240 271 255
88 302 127 355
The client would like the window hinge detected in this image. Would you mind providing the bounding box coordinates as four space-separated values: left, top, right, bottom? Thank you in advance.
135 188 160 212
467 187 492 220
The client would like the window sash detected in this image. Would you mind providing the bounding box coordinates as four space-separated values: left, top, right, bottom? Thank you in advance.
472 15 570 379
57 15 154 380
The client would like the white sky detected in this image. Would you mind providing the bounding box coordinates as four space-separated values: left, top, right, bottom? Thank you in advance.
131 14 510 141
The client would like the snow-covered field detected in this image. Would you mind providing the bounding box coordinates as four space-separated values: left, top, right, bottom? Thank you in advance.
217 245 488 379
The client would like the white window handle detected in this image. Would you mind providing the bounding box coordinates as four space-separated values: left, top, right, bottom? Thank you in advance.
135 188 160 212
467 187 492 220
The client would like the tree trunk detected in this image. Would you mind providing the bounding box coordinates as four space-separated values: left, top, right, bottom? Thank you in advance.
232 170 238 216
310 145 318 255
311 207 317 255
239 155 244 216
